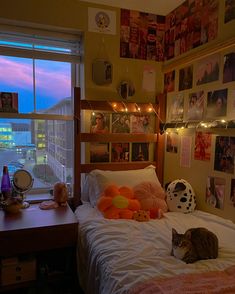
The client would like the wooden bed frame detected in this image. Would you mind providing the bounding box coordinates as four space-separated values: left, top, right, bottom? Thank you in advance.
73 87 166 206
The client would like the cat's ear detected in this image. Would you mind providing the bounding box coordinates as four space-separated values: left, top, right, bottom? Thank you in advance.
185 230 191 240
172 228 177 236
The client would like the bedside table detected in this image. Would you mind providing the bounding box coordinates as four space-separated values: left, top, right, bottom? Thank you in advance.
0 204 78 291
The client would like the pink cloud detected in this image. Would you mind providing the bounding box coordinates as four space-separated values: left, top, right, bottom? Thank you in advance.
0 57 71 98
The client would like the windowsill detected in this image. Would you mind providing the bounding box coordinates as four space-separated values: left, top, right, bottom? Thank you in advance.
25 193 54 203
25 194 73 204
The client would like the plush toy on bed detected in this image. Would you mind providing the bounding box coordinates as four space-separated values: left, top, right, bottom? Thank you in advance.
133 181 168 219
133 210 150 222
97 184 141 219
166 179 196 213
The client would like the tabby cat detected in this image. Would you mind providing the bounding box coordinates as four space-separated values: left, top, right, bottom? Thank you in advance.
171 227 219 264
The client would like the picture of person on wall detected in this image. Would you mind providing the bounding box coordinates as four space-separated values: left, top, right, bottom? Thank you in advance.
90 112 109 134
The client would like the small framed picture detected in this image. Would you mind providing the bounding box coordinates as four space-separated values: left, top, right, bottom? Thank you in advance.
0 92 18 113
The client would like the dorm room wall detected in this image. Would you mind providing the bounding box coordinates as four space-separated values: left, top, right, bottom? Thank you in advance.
0 0 234 222
0 0 163 103
163 2 235 222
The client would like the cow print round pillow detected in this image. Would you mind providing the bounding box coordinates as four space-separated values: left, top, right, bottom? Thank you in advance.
166 179 196 213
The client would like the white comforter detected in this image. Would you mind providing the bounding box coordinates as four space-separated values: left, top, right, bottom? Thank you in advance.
75 203 235 294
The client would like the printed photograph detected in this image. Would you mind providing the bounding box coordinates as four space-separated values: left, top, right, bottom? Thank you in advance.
178 65 193 91
194 132 212 161
223 52 235 83
111 143 129 162
231 178 235 207
206 89 228 118
131 114 153 133
214 136 235 174
132 143 149 161
0 92 18 113
169 93 184 122
164 70 175 93
90 112 110 134
112 113 130 133
186 91 204 121
206 176 225 209
90 143 109 163
195 54 220 86
166 132 178 153
224 0 235 23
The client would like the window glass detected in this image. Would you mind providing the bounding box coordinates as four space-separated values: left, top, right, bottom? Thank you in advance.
35 59 72 114
0 118 73 190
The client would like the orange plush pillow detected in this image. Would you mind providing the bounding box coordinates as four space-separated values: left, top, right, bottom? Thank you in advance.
97 184 141 219
133 181 168 213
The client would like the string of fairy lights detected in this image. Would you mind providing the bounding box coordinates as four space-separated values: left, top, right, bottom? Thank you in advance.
160 119 235 135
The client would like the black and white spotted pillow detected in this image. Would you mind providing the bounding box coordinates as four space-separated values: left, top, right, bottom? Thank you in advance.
166 179 196 213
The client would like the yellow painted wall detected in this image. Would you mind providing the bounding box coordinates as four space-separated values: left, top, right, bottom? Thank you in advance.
0 0 163 102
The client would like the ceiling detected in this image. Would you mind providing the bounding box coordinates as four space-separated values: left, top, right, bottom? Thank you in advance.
80 0 185 15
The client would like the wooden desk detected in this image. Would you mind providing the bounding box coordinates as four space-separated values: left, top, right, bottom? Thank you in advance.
0 204 78 256
0 204 78 290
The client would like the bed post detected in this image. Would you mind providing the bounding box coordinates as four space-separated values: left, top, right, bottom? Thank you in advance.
156 93 166 186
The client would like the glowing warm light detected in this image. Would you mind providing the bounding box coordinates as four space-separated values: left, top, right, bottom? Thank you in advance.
92 112 95 116
221 119 226 123
148 107 152 112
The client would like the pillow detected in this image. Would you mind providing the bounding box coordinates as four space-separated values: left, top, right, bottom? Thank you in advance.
166 179 196 213
133 181 168 213
82 165 161 207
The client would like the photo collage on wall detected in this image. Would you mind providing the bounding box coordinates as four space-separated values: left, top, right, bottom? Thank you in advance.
167 50 234 123
89 112 154 163
165 47 235 211
120 1 219 61
165 0 219 60
120 9 165 61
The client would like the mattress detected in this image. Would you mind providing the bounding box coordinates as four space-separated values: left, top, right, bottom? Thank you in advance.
75 203 235 294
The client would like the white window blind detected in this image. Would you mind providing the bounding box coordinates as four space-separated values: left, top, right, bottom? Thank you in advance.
0 29 81 63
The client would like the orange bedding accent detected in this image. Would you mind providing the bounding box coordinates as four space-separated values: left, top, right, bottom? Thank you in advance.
128 265 235 294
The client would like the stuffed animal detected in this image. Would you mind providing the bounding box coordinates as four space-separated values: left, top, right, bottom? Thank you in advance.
133 181 168 215
166 179 196 213
53 182 68 206
149 207 164 219
97 184 141 219
133 210 150 222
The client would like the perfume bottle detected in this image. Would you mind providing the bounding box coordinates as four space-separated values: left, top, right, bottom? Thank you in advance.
1 165 11 200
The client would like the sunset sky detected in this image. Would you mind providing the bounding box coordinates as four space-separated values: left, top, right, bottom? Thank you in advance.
0 55 71 113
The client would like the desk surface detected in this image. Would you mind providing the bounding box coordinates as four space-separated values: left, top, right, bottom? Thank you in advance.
0 204 78 256
0 203 78 232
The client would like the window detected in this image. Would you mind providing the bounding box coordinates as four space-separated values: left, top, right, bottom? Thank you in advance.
0 27 81 201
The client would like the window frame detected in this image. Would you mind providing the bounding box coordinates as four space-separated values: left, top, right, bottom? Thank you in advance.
0 21 82 204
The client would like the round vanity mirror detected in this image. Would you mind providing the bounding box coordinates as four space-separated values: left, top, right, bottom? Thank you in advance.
12 169 34 208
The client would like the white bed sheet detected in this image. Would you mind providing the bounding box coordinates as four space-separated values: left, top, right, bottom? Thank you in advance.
75 203 235 294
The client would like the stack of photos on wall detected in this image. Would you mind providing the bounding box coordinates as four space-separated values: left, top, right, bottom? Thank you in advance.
165 48 235 211
89 112 153 163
